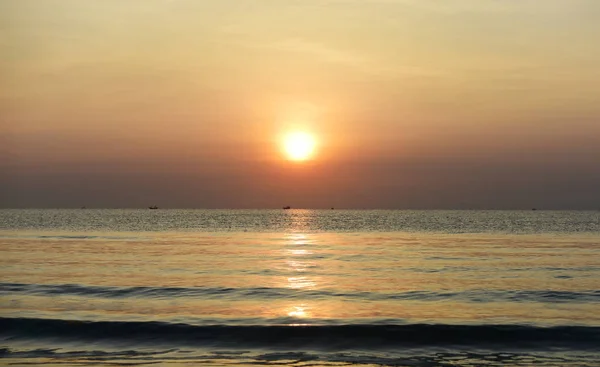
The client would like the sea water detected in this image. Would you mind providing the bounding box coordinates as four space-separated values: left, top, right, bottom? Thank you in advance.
1 209 599 366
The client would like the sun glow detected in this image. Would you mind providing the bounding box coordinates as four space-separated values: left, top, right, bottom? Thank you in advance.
283 132 316 161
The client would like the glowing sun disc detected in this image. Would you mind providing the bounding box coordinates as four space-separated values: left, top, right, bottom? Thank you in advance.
283 132 316 161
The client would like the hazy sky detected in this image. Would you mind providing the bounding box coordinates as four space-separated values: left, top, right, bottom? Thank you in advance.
2 0 599 209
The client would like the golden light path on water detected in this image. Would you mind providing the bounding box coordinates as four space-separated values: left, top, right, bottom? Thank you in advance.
284 233 316 322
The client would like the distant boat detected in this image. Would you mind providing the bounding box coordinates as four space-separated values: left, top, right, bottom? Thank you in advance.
283 206 291 210
149 206 159 210
532 208 537 211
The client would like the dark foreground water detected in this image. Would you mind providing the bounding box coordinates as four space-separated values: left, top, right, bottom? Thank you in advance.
1 209 599 366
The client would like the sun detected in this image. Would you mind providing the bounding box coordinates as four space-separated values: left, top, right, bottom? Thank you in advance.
283 132 316 161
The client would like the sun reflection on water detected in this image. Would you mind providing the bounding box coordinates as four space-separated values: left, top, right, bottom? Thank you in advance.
284 233 318 290
286 276 316 289
289 249 310 256
281 233 319 323
287 304 310 318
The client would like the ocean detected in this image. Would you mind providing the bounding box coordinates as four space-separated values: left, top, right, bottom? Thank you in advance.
1 209 599 366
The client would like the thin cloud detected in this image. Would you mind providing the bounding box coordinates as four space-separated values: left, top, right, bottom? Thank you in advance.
234 36 445 79
335 0 595 14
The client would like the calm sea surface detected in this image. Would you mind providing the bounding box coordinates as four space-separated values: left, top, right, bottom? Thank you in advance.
1 209 599 366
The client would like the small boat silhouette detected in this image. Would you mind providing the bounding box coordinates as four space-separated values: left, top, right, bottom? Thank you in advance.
283 206 291 210
149 206 159 210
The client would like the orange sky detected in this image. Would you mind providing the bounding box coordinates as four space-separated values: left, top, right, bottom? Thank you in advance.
2 0 599 208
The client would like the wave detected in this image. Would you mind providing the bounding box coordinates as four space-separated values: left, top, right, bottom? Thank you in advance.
3 282 600 303
2 209 599 234
2 317 599 350
37 235 142 240
0 234 144 240
4 348 599 367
